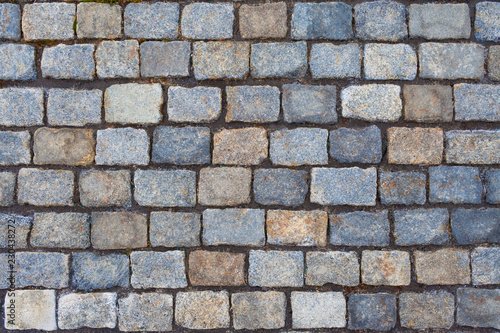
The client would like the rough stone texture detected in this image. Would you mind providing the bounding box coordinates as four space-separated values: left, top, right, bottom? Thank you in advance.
445 130 500 164
41 44 95 80
131 251 187 289
310 43 361 79
47 89 102 126
330 211 389 246
167 86 222 123
306 251 359 286
348 293 397 331
181 3 234 40
213 127 267 165
429 166 482 204
415 248 471 285
189 251 245 286
22 3 75 40
291 2 352 40
72 252 129 290
253 168 308 206
0 44 36 80
124 2 179 39
152 126 210 165
283 84 337 123
95 128 149 166
96 40 139 79
472 247 500 285
33 128 95 166
379 171 426 205
175 291 230 329
15 252 69 288
251 42 307 78
239 3 287 39
475 2 500 42
119 293 173 332
17 168 74 206
0 172 15 206
452 208 500 245
364 44 417 80
198 167 251 206
0 214 31 249
91 212 147 249
409 4 471 39
361 250 411 286
355 1 407 41
0 88 44 126
267 210 327 246
4 290 57 331
0 131 31 165
488 45 500 80
393 208 449 246
0 4 20 40
270 128 328 166
249 250 304 287
79 170 131 207
77 3 121 39
329 126 382 163
291 292 346 328
456 287 500 329
31 212 89 248
202 208 265 246
455 84 500 121
58 293 117 329
486 169 500 203
150 212 200 247
400 292 454 329
193 42 249 80
226 85 280 122
140 41 190 78
403 85 453 122
311 167 377 206
232 292 286 329
342 84 402 121
388 127 443 165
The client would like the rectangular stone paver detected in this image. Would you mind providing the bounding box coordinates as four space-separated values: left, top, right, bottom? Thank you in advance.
239 3 287 39
249 250 304 287
251 42 307 78
226 85 280 123
0 44 36 81
348 293 396 331
22 3 75 40
17 168 74 206
399 292 454 329
193 42 249 80
232 292 286 329
0 88 44 126
306 251 359 286
291 292 346 328
445 130 500 164
47 89 102 126
72 252 129 291
124 2 179 39
415 248 471 285
119 293 173 332
131 251 187 289
150 211 200 247
91 212 147 250
41 44 95 80
267 210 328 246
31 212 89 248
140 42 190 78
58 293 117 329
189 251 245 286
175 291 230 329
4 290 57 331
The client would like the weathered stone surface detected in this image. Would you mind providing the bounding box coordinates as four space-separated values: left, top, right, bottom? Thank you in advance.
251 42 307 78
341 84 401 121
311 167 377 206
15 252 69 288
213 127 267 165
0 172 15 206
388 127 443 165
329 126 382 163
77 3 121 39
33 128 95 166
452 208 500 244
249 250 304 287
270 128 328 166
409 4 471 39
254 169 308 206
306 251 359 286
189 251 245 286
31 212 89 248
193 42 249 80
58 293 117 329
310 43 361 79
167 86 222 123
0 88 44 126
446 130 500 164
0 214 31 248
348 293 396 331
456 287 500 329
364 44 417 80
118 293 173 332
95 128 149 166
91 212 147 250
399 292 454 329
22 3 75 40
4 290 56 331
475 2 500 42
291 292 346 328
131 251 187 289
380 171 426 205
47 89 102 126
429 166 482 204
0 4 20 40
226 85 280 122
490 45 500 81
41 44 95 80
415 248 471 285
393 208 449 246
79 170 131 207
0 131 30 165
330 211 389 246
232 291 286 329
105 83 163 124
175 291 230 329
152 126 210 165
198 167 251 206
72 252 129 290
403 85 453 122
124 2 179 39
267 210 327 246
361 250 411 286
150 212 200 247
181 3 234 40
283 84 337 123
140 41 190 78
202 208 265 246
291 2 352 40
96 40 139 79
455 84 500 121
0 44 36 80
355 1 407 41
472 247 500 285
486 169 500 203
17 168 74 206
240 3 287 39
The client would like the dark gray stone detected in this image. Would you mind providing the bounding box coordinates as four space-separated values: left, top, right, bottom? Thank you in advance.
167 86 221 123
348 293 397 331
31 212 89 248
283 84 337 123
452 208 500 245
472 247 500 285
58 293 117 329
181 3 234 39
306 251 359 286
0 172 15 206
41 44 95 80
0 4 21 40
118 293 173 332
0 88 44 126
429 166 482 204
152 126 210 165
254 168 308 206
72 252 129 290
270 128 328 166
251 42 307 78
124 2 179 39
0 44 36 80
486 169 500 204
379 171 426 205
22 3 75 40
355 1 407 41
446 130 500 164
456 288 500 329
399 292 454 329
455 84 500 121
15 252 69 288
95 128 149 166
409 4 471 39
0 131 30 165
96 40 139 79
150 212 200 247
226 85 280 122
330 211 389 246
17 168 74 206
476 2 500 42
393 209 450 246
140 41 190 78
291 292 346 328
249 250 303 287
131 251 187 288
310 43 361 79
329 126 382 163
0 214 31 249
47 89 102 126
232 292 286 330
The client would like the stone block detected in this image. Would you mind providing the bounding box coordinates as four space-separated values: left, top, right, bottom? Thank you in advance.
310 43 361 79
348 293 396 331
361 250 411 286
189 251 245 286
41 44 95 80
306 251 359 286
488 45 500 80
232 291 286 329
270 128 328 166
131 251 186 289
198 167 251 206
31 212 89 248
96 40 139 79
251 42 307 78
175 291 230 329
379 171 426 205
0 44 36 80
475 2 500 41
0 88 44 126
226 85 280 123
364 43 417 80
355 1 407 41
341 84 401 121
140 41 190 78
330 211 389 246
22 3 75 40
79 170 131 207
399 292 454 329
58 293 117 329
403 85 453 122
329 126 382 163
4 290 56 331
283 84 337 123
181 3 233 39
291 292 346 328
409 4 471 39
0 172 15 206
0 4 20 40
193 41 249 80
456 287 500 329
446 130 500 164
167 86 221 123
95 128 149 166
118 293 173 332
91 212 147 250
253 168 308 206
239 3 287 39
394 208 449 246
0 214 31 249
213 127 267 165
77 3 121 39
152 126 210 165
15 252 69 288
150 212 200 247
72 252 129 290
452 208 500 245
249 250 303 287
0 131 31 165
415 248 471 285
455 84 500 121
429 166 482 204
124 2 179 39
486 169 500 203
472 247 500 285
267 210 327 246
17 168 74 206
47 89 102 126
388 127 443 165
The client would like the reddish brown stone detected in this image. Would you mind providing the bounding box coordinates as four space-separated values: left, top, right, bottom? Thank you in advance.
189 251 245 286
415 248 471 285
239 3 287 39
213 127 268 165
388 127 443 165
266 210 328 246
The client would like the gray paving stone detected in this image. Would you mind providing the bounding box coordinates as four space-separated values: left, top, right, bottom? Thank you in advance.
17 168 74 206
239 3 287 39
95 128 149 166
124 2 179 39
355 1 407 41
310 43 361 79
254 168 308 206
329 126 382 163
193 42 249 80
22 3 75 40
311 167 377 206
267 210 327 246
4 290 56 330
0 88 44 126
330 211 389 246
364 43 417 80
455 84 500 121
489 46 500 80
429 166 482 204
167 86 222 123
140 41 190 78
47 89 102 126
0 4 20 40
409 4 471 39
415 248 471 285
150 212 200 247
175 291 230 329
394 208 449 246
15 252 69 288
152 126 210 165
348 293 396 331
446 130 500 164
291 2 352 40
0 44 36 80
119 293 173 332
270 128 328 166
0 131 30 165
476 2 500 42
198 167 251 206
213 127 267 165
226 85 280 122
451 208 500 245
361 250 411 286
456 288 500 329
251 42 307 78
419 43 484 79
96 40 139 79
134 169 196 207
31 212 89 248
472 247 500 285
181 3 234 40
380 171 426 205
0 214 31 249
403 85 453 122
41 44 94 80
486 169 500 204
58 293 117 329
0 172 15 206
131 251 187 288
249 250 304 287
203 208 265 246
79 169 131 207
91 212 147 250
232 291 286 330
72 252 129 290
341 84 401 121
399 292 454 329
306 251 359 286
76 3 121 39
283 85 337 123
291 292 346 328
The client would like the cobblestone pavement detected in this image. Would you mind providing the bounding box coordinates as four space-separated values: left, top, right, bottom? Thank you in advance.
0 0 500 331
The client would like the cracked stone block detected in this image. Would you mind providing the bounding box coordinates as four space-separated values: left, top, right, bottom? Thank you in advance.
124 2 179 39
394 208 449 246
22 3 75 40
198 167 251 206
488 45 500 80
119 293 173 332
472 247 500 285
486 169 500 203
445 130 500 164
79 170 131 207
254 168 308 206
189 251 245 286
415 248 471 285
380 171 426 205
283 84 337 123
239 3 287 39
193 42 250 80
429 166 482 204
348 293 396 331
72 252 129 291
175 291 230 329
310 43 361 79
232 291 286 329
341 84 401 121
388 127 443 165
292 292 346 328
403 85 453 122
475 2 500 41
456 288 500 329
0 131 30 165
77 3 121 39
355 1 407 41
91 212 147 250
152 126 210 165
0 214 31 249
361 250 411 286
202 208 265 246
47 89 102 126
364 44 417 80
455 84 500 121
167 86 222 123
31 212 89 248
131 251 187 289
226 85 280 122
267 210 328 246
0 44 36 80
33 128 95 166
306 251 359 286
58 293 117 329
330 211 390 246
4 290 56 331
249 250 304 287
329 126 382 164
0 4 20 40
181 3 233 40
0 172 15 206
41 44 95 80
270 128 328 166
140 41 190 78
96 40 139 79
14 252 69 288
0 88 44 126
17 168 74 206
399 292 454 329
95 128 149 166
150 212 200 247
251 42 307 78
409 4 471 39
213 127 268 165
452 208 500 245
